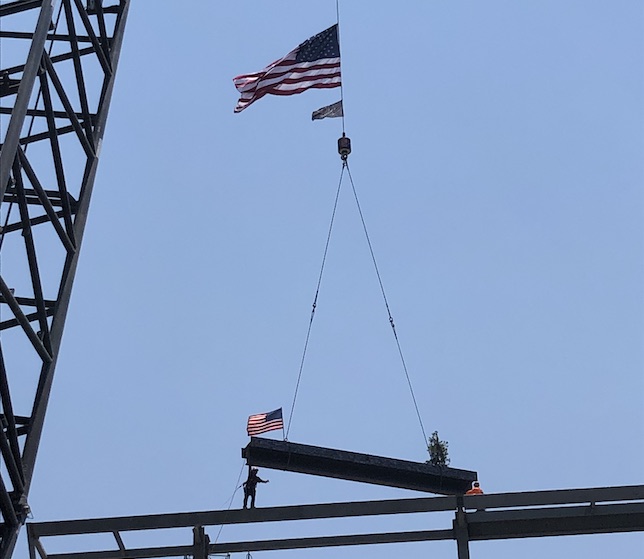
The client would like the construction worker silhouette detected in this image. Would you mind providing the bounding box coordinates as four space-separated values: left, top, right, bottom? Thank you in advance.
243 467 269 509
465 481 483 495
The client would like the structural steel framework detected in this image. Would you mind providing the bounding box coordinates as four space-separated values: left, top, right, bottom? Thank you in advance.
26 485 644 559
0 1 130 556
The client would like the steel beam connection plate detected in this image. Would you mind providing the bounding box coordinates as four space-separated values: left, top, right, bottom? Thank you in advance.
242 437 478 495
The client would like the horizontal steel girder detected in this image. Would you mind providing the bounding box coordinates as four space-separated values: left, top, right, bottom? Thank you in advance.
242 436 478 495
466 502 644 540
26 485 644 559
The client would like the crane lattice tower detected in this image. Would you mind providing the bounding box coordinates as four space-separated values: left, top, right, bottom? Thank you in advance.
0 1 130 556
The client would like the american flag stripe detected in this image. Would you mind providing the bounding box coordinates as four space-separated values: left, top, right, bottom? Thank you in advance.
248 420 283 436
235 74 340 111
239 76 341 98
246 78 340 101
233 25 341 113
240 59 342 79
236 67 342 93
255 69 342 89
234 64 341 108
235 57 341 88
268 81 341 96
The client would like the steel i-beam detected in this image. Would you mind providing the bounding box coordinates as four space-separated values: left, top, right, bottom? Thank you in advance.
242 437 478 495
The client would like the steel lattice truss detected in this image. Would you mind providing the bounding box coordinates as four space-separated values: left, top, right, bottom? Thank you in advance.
0 1 129 556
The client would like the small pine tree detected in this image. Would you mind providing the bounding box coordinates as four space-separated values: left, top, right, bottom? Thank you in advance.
427 431 450 466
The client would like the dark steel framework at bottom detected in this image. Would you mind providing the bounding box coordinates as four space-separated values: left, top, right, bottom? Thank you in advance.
26 485 644 559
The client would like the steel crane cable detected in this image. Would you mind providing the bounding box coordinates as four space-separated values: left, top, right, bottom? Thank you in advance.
335 0 345 136
285 163 345 439
285 158 428 450
344 160 429 448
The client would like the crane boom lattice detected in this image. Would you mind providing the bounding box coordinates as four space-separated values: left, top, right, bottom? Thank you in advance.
0 1 130 556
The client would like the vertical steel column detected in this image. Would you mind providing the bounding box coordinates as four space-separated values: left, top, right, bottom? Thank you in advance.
25 524 37 559
193 525 210 559
453 497 470 559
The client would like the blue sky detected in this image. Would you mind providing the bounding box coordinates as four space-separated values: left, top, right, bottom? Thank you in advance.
13 1 644 557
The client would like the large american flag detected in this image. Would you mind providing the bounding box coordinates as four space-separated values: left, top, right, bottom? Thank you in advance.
247 408 284 436
233 25 341 113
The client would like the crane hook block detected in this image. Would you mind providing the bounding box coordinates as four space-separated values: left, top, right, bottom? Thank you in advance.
338 134 351 160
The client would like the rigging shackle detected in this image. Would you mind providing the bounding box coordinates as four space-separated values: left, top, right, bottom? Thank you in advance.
338 133 351 161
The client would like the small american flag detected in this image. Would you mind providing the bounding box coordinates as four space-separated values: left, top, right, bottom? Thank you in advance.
247 408 284 436
233 25 341 113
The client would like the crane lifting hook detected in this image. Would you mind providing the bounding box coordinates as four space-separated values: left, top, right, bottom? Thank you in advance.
338 133 351 161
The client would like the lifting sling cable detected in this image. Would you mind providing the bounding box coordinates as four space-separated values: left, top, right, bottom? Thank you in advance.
285 163 346 439
345 161 429 449
286 158 428 451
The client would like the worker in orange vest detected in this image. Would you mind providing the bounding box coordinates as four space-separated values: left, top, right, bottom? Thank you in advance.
465 481 483 495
